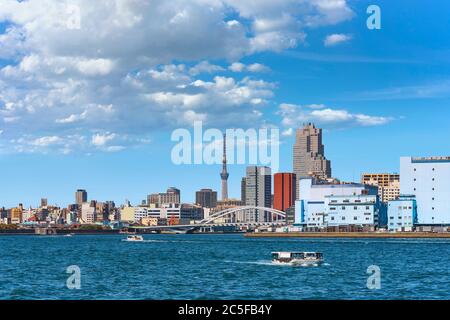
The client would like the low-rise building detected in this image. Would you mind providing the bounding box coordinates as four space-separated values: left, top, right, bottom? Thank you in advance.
387 195 417 231
362 173 400 203
120 206 135 222
10 207 22 224
326 195 383 228
141 217 158 226
121 203 204 225
295 178 385 229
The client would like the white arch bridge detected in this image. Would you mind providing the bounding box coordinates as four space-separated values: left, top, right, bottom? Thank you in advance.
131 206 287 231
199 206 286 225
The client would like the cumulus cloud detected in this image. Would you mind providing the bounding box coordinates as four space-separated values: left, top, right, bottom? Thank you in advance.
0 0 354 154
189 61 225 76
278 103 392 129
229 62 270 73
324 33 352 47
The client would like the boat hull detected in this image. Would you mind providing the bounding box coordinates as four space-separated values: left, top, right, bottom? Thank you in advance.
272 259 324 266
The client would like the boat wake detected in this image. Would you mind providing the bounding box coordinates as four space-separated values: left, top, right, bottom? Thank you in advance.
121 239 169 243
225 260 331 267
225 260 275 266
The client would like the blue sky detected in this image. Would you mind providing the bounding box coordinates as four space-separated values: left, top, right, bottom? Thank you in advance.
1 0 450 208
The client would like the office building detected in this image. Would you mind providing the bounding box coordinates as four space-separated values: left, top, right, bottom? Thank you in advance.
81 202 96 224
295 178 382 228
123 203 203 225
387 195 417 231
400 156 450 225
120 205 135 222
325 194 383 228
41 198 48 207
241 177 246 203
147 187 181 207
75 189 87 206
245 166 272 222
195 189 217 208
293 123 331 198
362 173 400 202
10 207 22 224
273 173 296 212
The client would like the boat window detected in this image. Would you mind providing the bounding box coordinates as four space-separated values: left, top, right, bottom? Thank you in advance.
292 253 305 259
272 253 279 259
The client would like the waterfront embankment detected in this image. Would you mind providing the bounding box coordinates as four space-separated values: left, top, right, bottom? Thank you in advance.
0 229 121 235
245 232 450 239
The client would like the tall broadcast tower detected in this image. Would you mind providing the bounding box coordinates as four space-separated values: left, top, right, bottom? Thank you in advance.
220 133 229 200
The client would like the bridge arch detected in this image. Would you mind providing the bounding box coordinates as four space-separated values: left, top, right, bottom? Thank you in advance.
200 206 286 225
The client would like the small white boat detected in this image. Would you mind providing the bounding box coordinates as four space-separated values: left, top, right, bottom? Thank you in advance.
124 235 144 242
65 233 75 237
272 252 324 266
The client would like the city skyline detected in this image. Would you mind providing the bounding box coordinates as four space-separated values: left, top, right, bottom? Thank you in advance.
0 121 448 209
1 122 443 210
2 1 450 207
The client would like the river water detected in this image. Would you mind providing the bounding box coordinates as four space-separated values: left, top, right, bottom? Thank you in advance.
0 234 449 300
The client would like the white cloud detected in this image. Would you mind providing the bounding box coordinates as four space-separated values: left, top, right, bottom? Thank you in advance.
0 0 354 154
55 111 87 124
76 59 115 76
91 132 116 147
324 33 352 47
229 62 270 73
229 62 246 72
281 128 293 136
278 103 392 128
189 61 225 76
31 136 62 147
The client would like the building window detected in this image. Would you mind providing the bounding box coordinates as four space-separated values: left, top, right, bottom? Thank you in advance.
342 217 346 220
354 217 358 220
342 207 346 210
354 206 358 210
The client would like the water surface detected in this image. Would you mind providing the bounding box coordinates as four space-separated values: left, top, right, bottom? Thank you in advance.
0 234 449 300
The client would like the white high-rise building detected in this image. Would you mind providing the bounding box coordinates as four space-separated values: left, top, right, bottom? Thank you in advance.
81 202 96 224
400 156 450 225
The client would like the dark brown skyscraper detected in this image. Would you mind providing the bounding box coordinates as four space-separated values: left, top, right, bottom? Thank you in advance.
195 189 218 208
293 123 331 198
75 189 87 206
